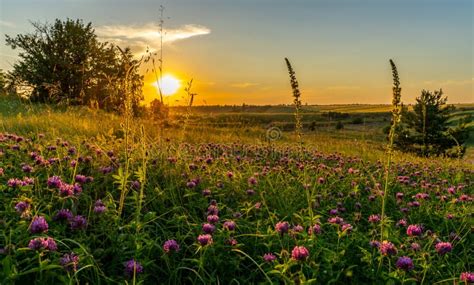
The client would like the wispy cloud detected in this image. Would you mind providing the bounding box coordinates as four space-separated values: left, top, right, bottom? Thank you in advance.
422 78 473 86
326 85 361 91
230 82 258 88
0 20 15 28
95 23 210 54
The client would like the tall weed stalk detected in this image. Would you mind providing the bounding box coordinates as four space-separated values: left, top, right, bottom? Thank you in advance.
380 59 402 240
284 58 303 145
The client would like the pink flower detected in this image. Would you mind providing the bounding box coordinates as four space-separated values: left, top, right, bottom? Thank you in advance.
291 246 309 261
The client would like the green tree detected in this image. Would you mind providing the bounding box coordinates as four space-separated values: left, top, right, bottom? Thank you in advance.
395 89 469 157
5 19 143 112
0 69 5 93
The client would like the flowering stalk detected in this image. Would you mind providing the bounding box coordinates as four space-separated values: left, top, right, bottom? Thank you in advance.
285 58 303 145
380 59 402 240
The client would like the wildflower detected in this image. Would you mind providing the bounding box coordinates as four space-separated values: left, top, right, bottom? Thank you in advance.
202 189 211 196
223 220 236 231
22 164 33 173
44 237 57 251
435 242 452 255
291 246 309 261
15 201 30 214
460 272 474 283
263 253 277 262
207 215 219 224
163 239 180 253
308 224 321 235
328 216 344 224
47 176 62 188
341 223 353 233
30 216 48 234
379 241 397 256
396 256 414 271
93 200 106 214
7 178 23 188
226 171 233 179
60 253 80 272
275 221 289 235
246 189 255 196
207 205 219 215
329 209 339 215
293 225 304 233
28 237 48 250
202 223 216 234
406 224 423 236
197 234 213 246
124 259 143 277
370 240 380 248
226 238 238 246
248 176 257 185
69 215 87 230
56 183 73 196
54 209 73 221
368 214 381 223
397 219 407 227
411 242 421 251
74 175 87 184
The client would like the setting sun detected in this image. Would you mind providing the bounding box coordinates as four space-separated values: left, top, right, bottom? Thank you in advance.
153 74 181 96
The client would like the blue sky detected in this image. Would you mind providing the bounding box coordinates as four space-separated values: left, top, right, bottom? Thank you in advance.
1 0 472 104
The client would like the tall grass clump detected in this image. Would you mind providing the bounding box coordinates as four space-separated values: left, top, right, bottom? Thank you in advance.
380 59 402 240
285 58 303 144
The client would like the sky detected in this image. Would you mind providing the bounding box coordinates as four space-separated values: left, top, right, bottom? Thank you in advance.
0 0 472 105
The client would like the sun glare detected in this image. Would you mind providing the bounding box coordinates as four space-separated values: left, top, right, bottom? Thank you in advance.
153 75 181 96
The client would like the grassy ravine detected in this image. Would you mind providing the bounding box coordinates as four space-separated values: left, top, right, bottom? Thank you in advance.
0 96 473 284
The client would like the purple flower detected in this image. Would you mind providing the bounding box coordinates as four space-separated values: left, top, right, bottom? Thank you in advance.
396 256 414 271
248 176 257 185
308 224 321 235
407 224 423 236
22 164 33 173
207 215 219 224
163 239 180 253
15 201 30 214
397 219 407 227
291 246 309 261
30 216 48 233
328 216 344 224
275 221 289 235
28 237 48 250
207 205 219 215
45 237 57 251
202 189 211 196
435 242 452 255
93 200 106 214
202 223 216 234
7 178 23 188
293 225 304 233
263 253 276 262
69 215 87 230
370 240 380 248
223 220 236 231
60 253 79 272
47 176 62 188
58 183 74 196
460 272 474 283
197 234 213 246
124 259 143 277
54 209 73 221
379 241 397 256
74 175 87 184
28 236 57 251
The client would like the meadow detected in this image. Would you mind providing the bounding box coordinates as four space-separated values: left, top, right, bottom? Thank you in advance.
0 94 473 284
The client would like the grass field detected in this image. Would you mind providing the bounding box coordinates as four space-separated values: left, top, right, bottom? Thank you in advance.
0 95 473 284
